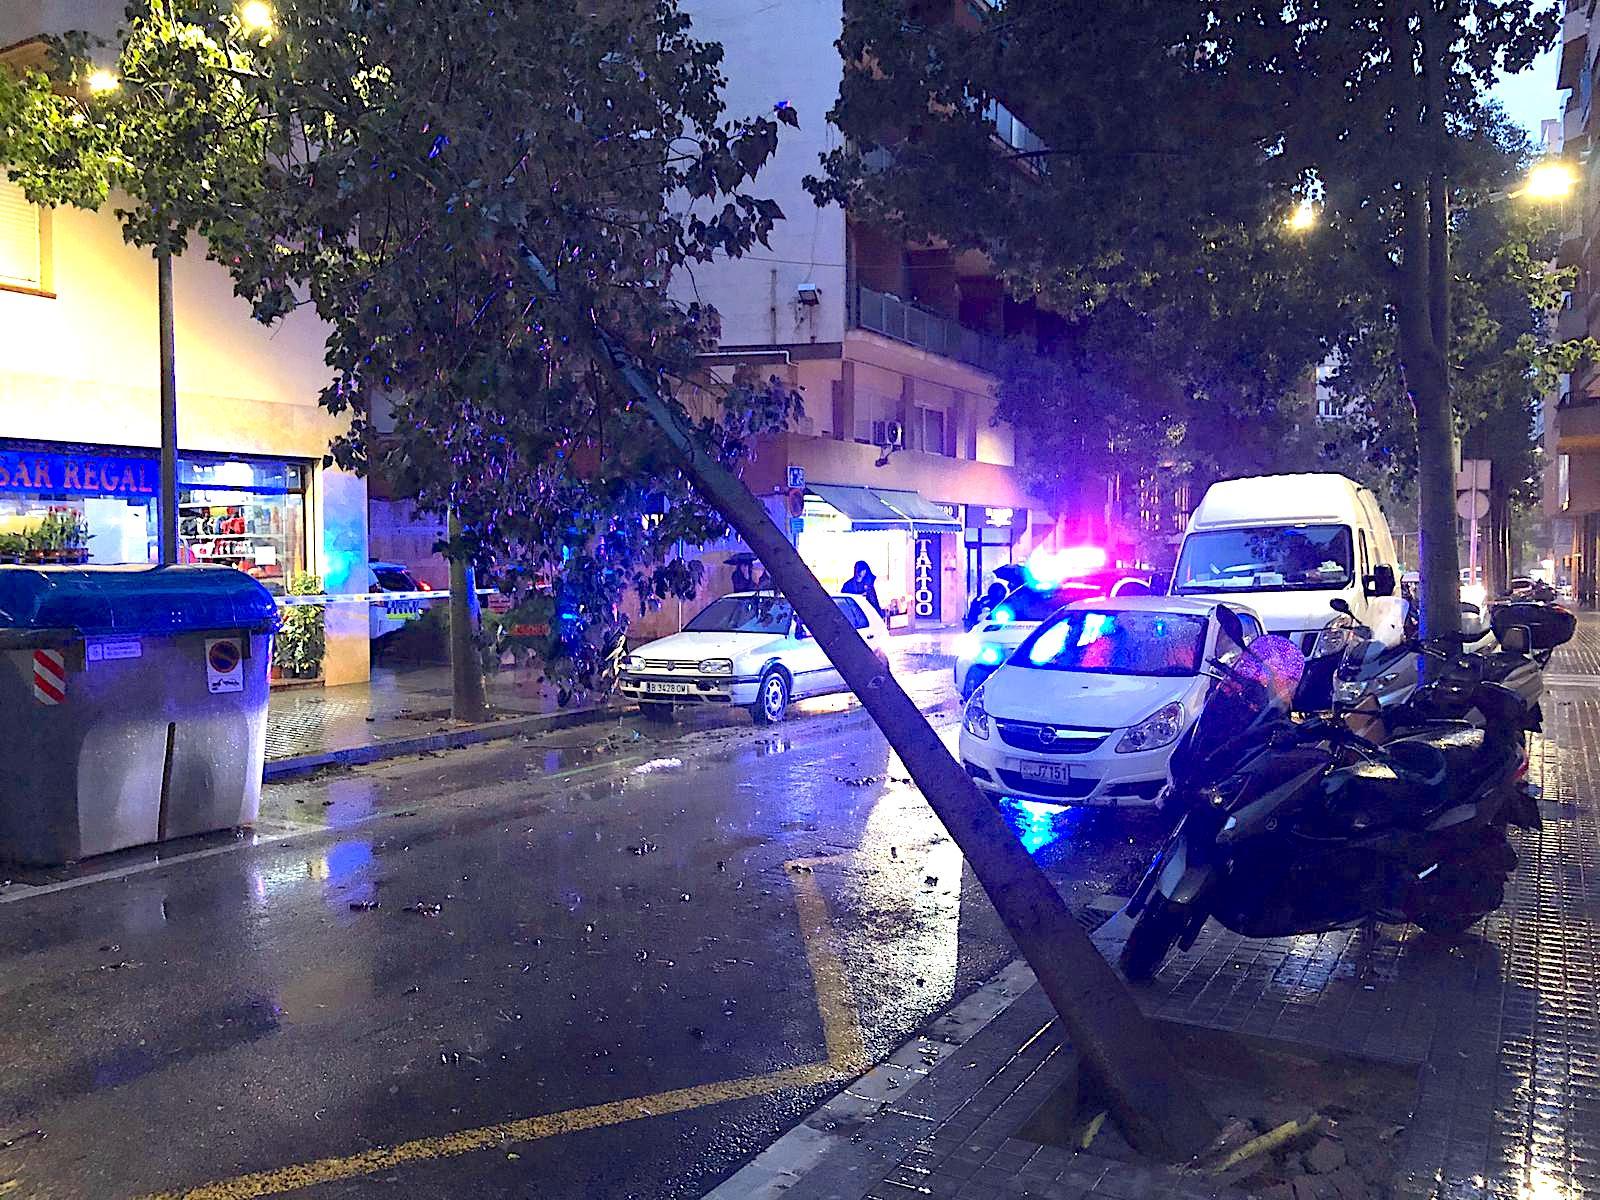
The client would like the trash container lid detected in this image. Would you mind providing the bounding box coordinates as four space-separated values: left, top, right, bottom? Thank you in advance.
0 565 277 638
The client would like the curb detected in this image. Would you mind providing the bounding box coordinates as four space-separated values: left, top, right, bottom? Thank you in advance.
702 958 1045 1200
263 701 634 780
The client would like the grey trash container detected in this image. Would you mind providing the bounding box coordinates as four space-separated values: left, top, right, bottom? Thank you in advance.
0 564 277 865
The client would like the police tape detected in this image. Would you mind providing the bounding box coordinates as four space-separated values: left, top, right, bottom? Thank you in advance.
275 589 504 606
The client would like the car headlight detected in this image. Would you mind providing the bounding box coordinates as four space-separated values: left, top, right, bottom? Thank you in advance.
954 632 980 658
699 658 733 675
1116 701 1185 754
622 656 643 673
963 687 990 740
975 642 1008 667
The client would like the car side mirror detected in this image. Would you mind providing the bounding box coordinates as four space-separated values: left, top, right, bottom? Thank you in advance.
1364 564 1396 598
1214 604 1245 647
794 623 811 640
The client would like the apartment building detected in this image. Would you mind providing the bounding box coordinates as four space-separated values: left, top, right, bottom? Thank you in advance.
1549 0 1600 601
668 0 1075 630
0 2 371 682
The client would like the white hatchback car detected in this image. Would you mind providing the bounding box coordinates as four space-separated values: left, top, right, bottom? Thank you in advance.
959 595 1263 808
618 591 888 723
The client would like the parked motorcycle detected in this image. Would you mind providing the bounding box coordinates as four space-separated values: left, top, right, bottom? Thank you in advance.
1120 605 1541 981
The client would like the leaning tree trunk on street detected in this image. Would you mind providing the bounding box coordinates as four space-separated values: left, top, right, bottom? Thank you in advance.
448 506 489 723
557 282 1219 1160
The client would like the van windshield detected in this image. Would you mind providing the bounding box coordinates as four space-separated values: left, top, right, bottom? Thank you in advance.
1173 524 1354 594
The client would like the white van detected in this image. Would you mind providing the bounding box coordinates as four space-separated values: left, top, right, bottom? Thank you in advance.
1170 473 1407 654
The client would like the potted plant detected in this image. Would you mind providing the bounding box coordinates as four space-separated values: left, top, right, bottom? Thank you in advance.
20 522 48 564
272 571 327 682
59 511 90 564
0 532 24 564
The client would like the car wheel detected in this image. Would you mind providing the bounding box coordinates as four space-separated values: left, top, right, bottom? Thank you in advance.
750 668 790 724
639 702 676 724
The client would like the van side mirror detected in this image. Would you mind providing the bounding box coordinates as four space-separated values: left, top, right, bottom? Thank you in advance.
1364 564 1396 598
1214 604 1245 647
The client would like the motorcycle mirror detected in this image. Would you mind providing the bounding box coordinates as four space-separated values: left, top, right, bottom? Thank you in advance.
1214 604 1246 647
1329 597 1352 615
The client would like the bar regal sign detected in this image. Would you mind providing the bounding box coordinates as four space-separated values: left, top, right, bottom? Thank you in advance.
0 450 158 498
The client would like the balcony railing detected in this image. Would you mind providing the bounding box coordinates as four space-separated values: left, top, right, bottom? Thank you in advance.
850 285 1008 372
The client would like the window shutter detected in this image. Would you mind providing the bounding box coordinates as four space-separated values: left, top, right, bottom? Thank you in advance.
0 178 43 289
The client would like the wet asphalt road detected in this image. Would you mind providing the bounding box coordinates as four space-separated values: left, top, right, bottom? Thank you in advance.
0 672 1170 1200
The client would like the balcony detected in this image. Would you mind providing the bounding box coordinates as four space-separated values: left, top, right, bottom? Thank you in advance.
1556 397 1600 452
850 285 1008 373
1559 6 1589 92
1565 102 1589 150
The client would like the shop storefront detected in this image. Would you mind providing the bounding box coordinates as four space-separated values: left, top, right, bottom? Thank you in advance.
964 504 1026 602
793 483 961 627
0 440 310 593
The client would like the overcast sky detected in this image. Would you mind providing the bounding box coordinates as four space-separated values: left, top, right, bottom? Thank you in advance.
1490 46 1563 143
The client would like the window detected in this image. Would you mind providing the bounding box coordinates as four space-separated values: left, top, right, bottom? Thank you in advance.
920 407 947 455
178 457 309 593
0 177 47 293
835 596 870 629
1173 524 1355 593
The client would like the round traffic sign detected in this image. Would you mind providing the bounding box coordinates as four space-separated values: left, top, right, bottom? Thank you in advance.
1455 490 1489 521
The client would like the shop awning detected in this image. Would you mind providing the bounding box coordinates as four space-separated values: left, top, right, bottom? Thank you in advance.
806 484 910 530
873 489 962 533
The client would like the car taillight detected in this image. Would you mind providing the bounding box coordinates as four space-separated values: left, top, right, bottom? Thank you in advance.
417 581 432 591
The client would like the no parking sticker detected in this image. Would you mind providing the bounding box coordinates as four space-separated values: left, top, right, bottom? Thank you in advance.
205 637 244 694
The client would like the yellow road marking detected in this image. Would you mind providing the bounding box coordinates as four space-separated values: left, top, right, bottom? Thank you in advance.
140 856 865 1200
786 856 870 1074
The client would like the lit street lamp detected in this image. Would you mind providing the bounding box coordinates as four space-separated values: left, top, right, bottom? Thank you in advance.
1285 198 1318 232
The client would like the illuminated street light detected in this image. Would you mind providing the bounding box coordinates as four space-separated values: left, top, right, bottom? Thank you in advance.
85 68 120 93
1520 161 1577 202
239 0 275 32
1285 198 1318 232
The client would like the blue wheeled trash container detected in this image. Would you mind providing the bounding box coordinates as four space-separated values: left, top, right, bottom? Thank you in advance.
0 565 277 865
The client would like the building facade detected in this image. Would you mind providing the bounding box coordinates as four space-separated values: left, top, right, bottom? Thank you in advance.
663 0 1068 633
1 4 370 683
1550 0 1600 602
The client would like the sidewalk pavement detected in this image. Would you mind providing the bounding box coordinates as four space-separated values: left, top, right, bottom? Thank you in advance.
712 615 1600 1200
265 625 963 775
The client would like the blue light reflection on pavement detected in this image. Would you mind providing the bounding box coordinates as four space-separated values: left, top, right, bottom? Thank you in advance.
1002 797 1075 857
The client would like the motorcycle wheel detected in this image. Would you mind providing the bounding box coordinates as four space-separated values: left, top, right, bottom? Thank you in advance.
1408 832 1514 936
1119 896 1189 982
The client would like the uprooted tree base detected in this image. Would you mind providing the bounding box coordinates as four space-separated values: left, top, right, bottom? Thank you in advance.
1022 1023 1417 1199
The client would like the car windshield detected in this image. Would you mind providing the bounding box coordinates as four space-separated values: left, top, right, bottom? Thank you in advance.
684 595 794 635
372 567 418 592
1015 610 1210 678
1173 524 1354 593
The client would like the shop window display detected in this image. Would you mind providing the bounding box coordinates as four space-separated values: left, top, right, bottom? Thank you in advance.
179 458 307 593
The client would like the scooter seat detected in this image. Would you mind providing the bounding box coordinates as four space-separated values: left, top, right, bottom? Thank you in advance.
1323 749 1447 820
1388 723 1505 805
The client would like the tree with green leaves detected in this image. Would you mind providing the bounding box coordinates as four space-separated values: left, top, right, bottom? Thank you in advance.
1 0 1220 1161
816 0 1564 636
0 4 277 562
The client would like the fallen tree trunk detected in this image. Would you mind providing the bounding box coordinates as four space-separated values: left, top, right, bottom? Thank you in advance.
544 254 1219 1161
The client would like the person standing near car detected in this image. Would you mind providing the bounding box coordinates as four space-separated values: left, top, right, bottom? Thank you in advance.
730 559 754 593
842 559 884 618
966 581 1006 630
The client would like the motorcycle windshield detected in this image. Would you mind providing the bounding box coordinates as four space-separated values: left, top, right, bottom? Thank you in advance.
1336 634 1397 684
1172 634 1303 784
